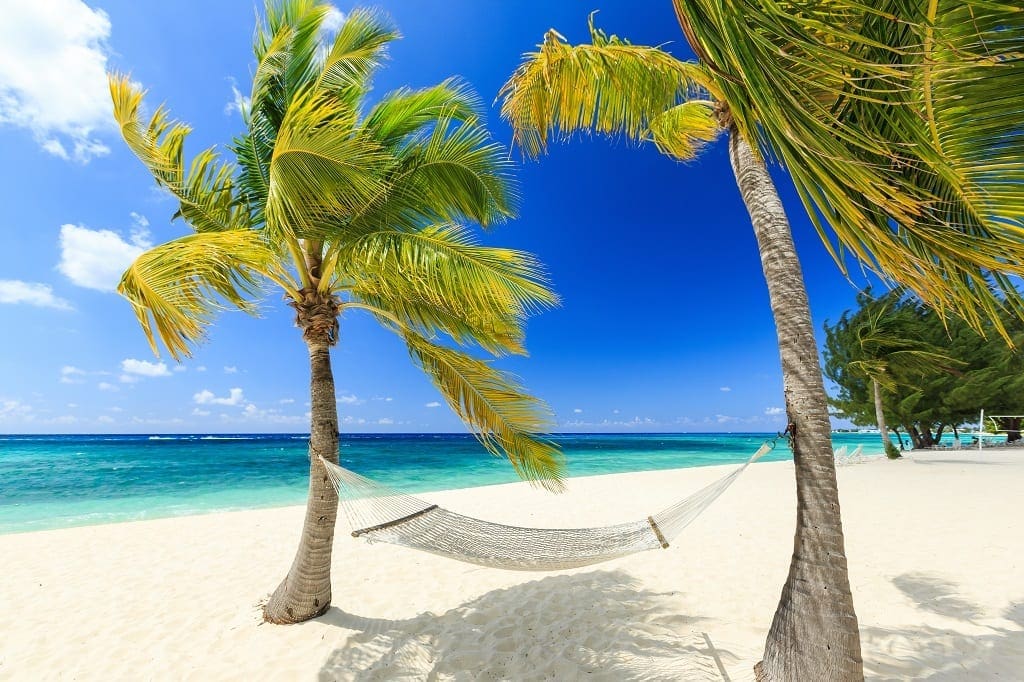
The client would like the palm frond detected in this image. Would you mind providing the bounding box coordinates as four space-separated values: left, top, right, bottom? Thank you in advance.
649 100 722 160
258 0 332 104
330 223 556 315
402 331 565 491
364 78 482 146
499 18 717 159
109 74 250 233
314 7 398 97
333 114 517 239
118 231 289 360
671 0 1024 336
266 88 387 241
348 290 526 356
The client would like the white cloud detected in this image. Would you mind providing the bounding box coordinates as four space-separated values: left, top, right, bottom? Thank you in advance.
716 414 739 424
60 365 86 384
0 0 114 162
173 365 186 373
0 280 72 310
279 398 295 404
613 409 620 414
58 224 150 292
338 394 363 405
196 366 207 372
341 415 366 425
224 78 250 117
320 7 346 39
121 358 171 378
223 366 238 374
0 399 33 421
764 406 785 416
96 415 114 424
97 382 118 391
720 386 732 392
194 387 244 406
191 408 210 417
67 403 78 408
377 417 394 425
573 408 583 414
425 401 441 408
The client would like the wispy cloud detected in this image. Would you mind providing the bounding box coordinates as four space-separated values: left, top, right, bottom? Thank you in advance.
60 366 86 384
764 406 784 416
0 0 114 162
0 280 72 310
720 386 732 392
338 394 364 405
194 388 244 406
121 358 171 378
424 401 441 408
223 77 251 116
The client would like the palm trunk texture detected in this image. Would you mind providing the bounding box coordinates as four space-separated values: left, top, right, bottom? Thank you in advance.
728 131 864 680
872 378 890 454
263 337 340 623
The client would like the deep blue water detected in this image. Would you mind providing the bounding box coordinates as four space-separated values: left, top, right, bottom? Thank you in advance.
0 432 886 534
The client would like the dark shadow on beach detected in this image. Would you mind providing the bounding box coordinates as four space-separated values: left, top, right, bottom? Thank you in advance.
863 572 1024 680
317 570 747 681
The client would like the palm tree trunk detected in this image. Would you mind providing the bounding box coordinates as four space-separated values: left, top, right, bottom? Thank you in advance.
727 130 864 681
872 378 890 455
263 337 340 624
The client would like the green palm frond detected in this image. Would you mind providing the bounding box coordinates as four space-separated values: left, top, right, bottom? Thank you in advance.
335 115 517 240
109 75 250 233
315 7 398 98
266 88 387 240
118 231 290 360
349 291 526 356
330 223 556 315
499 17 717 159
671 0 1024 336
364 78 482 146
258 0 332 104
402 331 565 491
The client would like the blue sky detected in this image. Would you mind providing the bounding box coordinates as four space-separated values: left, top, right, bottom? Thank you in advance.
0 0 878 434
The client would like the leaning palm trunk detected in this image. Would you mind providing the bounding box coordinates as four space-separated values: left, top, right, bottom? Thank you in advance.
264 294 341 624
872 378 890 456
728 132 864 680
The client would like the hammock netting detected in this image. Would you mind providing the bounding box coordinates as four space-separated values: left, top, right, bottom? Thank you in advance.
319 443 770 572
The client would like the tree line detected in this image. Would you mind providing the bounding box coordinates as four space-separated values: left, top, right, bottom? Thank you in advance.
824 290 1024 452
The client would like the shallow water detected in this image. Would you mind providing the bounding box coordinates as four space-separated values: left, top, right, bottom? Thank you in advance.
0 432 887 533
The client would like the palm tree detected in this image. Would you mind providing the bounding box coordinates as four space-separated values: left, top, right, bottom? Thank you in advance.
501 5 1023 678
111 1 564 625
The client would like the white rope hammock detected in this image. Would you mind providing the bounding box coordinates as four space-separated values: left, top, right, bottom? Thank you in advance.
319 442 770 571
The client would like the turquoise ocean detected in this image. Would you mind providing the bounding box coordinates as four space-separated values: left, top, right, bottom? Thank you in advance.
0 432 891 534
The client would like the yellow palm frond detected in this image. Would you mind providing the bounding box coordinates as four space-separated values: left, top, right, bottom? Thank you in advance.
266 88 388 242
109 74 250 233
402 331 565 491
118 231 291 360
671 0 1024 336
327 223 557 320
499 17 717 159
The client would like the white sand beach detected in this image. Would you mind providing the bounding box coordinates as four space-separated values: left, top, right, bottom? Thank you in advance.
1 450 1022 680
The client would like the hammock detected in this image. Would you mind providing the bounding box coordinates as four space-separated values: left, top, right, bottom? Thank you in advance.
318 443 769 572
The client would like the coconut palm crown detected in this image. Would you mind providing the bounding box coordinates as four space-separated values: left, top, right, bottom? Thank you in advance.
111 0 563 624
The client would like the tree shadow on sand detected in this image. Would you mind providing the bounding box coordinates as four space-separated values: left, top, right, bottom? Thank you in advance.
863 572 1024 680
317 570 751 681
